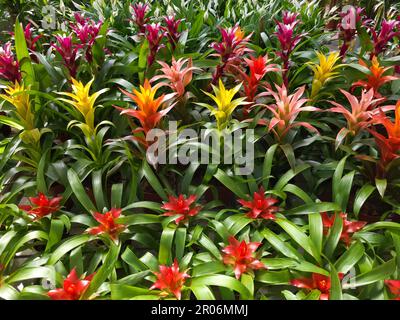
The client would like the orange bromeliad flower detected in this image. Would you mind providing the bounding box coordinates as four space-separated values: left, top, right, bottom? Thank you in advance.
369 100 400 170
351 57 398 99
116 79 176 145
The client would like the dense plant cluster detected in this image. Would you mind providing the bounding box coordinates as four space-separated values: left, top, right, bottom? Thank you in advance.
0 0 400 300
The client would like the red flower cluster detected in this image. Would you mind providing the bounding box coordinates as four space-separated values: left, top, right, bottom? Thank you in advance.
161 194 201 225
19 192 62 220
321 212 367 246
222 236 265 279
48 268 94 300
150 259 189 300
0 42 21 82
385 280 400 300
291 272 344 300
238 186 279 220
23 23 42 53
87 208 126 240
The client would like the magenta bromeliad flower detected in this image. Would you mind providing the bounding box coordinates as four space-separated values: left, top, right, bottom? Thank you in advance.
145 23 166 66
0 42 21 82
51 34 81 77
370 19 400 58
70 13 102 63
274 11 304 86
163 15 181 50
338 7 366 57
210 24 252 83
131 2 150 34
23 23 42 53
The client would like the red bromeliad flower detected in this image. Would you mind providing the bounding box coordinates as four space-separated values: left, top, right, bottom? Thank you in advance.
238 186 279 220
131 2 150 34
51 34 81 77
161 194 202 224
47 268 94 300
70 13 102 63
19 192 62 219
222 236 265 279
150 258 190 300
291 273 344 300
210 24 252 83
238 55 279 116
151 57 200 98
261 84 319 141
163 15 181 50
370 19 400 58
274 11 304 86
145 23 166 66
338 7 366 57
0 42 21 82
385 280 400 300
351 57 398 98
87 208 126 240
321 212 367 246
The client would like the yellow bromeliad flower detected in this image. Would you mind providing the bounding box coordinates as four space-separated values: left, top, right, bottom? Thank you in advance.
197 79 248 130
0 81 34 130
58 78 108 131
309 52 343 99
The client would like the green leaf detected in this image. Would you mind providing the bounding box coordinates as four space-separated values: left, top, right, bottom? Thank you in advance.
335 241 365 274
214 169 247 198
81 243 120 299
275 218 321 264
349 259 396 288
159 226 176 265
324 213 343 259
142 160 168 200
353 184 375 217
45 219 64 252
256 270 291 284
190 275 251 300
67 168 97 213
15 19 35 86
262 228 303 261
329 264 342 300
309 213 323 257
48 234 92 265
375 178 387 198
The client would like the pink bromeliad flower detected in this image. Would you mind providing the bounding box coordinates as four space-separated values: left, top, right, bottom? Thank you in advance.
328 89 395 144
163 15 181 50
0 42 21 82
51 34 81 77
70 13 102 63
145 23 166 66
151 57 200 98
370 19 400 58
261 84 319 141
131 2 150 34
274 11 304 86
210 24 252 83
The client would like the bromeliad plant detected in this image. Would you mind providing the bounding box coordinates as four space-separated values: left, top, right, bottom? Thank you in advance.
0 0 399 302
